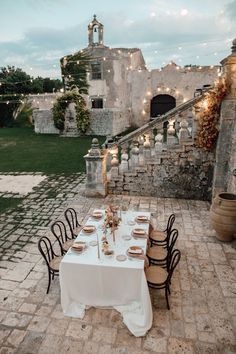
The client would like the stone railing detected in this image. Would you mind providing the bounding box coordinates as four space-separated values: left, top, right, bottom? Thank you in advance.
84 86 217 200
105 89 212 174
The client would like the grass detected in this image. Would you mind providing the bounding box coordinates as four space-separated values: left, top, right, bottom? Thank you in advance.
0 196 23 214
0 127 106 174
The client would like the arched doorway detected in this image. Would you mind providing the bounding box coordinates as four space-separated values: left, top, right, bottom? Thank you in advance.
150 94 176 118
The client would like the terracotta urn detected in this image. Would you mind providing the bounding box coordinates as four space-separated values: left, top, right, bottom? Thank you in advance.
210 193 236 242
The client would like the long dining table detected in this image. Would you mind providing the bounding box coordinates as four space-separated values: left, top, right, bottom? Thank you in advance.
59 209 153 337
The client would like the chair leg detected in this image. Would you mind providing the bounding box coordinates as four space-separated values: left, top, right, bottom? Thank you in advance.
165 286 170 310
46 269 51 294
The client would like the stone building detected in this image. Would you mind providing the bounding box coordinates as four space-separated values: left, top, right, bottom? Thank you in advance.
84 38 236 200
33 15 220 136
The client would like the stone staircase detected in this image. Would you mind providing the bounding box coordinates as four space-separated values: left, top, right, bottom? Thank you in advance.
105 87 216 200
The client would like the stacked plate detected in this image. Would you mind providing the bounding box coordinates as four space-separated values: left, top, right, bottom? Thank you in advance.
71 241 87 253
135 215 149 223
91 211 103 220
82 225 96 234
132 228 147 238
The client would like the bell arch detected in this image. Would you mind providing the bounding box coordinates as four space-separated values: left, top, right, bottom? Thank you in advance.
88 15 104 47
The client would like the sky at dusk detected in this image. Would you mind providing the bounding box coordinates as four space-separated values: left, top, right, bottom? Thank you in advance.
0 0 236 79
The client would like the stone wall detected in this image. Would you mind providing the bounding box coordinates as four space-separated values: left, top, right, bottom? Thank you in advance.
28 93 61 110
33 109 59 134
129 64 219 126
227 114 236 194
212 42 236 196
108 145 215 200
87 109 131 136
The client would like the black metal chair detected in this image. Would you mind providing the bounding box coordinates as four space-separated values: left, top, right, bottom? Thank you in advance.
51 220 74 254
147 229 178 268
64 207 81 239
146 249 181 310
38 236 64 294
149 213 175 247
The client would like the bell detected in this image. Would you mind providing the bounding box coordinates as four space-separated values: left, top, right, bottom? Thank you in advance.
94 27 97 32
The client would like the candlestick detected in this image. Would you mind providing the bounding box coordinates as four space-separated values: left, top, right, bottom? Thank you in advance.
96 232 100 259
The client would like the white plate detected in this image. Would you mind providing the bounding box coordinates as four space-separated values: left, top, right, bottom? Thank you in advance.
122 235 132 241
116 255 127 262
89 240 98 246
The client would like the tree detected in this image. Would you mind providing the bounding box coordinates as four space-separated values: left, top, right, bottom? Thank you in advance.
60 51 91 94
0 66 29 127
0 66 63 127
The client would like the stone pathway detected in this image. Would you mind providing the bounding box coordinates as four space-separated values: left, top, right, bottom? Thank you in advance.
0 174 236 353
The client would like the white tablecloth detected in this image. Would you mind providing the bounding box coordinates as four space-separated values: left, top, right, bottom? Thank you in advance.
59 210 153 337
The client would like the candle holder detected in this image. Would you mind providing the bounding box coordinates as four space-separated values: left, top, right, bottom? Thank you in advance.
96 232 100 259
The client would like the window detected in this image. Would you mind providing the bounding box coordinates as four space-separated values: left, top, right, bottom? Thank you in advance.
91 98 103 109
91 63 102 80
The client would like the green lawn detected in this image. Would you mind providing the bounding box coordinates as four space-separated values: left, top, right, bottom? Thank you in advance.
0 127 105 174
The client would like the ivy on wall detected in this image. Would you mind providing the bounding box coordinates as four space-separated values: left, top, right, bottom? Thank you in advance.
52 90 89 134
195 79 229 151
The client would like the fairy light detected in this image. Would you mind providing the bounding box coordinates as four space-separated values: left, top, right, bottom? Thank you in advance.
142 109 146 115
157 88 161 92
146 91 151 96
143 98 147 103
199 66 202 70
166 87 170 92
176 66 180 70
203 100 208 109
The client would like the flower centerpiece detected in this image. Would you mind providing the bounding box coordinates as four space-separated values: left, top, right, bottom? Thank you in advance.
103 205 120 243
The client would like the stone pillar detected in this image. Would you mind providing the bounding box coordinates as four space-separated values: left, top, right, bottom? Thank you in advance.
119 146 129 173
84 138 107 197
212 39 236 196
143 134 151 159
155 131 164 152
138 136 145 166
130 140 139 168
179 118 189 143
167 119 177 146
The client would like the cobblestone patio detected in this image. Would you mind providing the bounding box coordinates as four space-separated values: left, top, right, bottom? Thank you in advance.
0 174 236 353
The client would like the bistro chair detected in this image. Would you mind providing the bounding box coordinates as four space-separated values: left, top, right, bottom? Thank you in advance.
38 236 64 294
51 220 74 254
147 229 178 268
64 207 81 238
146 249 181 310
149 213 175 247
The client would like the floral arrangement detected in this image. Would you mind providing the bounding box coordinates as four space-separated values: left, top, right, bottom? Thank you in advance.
195 78 229 151
103 205 120 244
104 205 120 230
52 90 90 134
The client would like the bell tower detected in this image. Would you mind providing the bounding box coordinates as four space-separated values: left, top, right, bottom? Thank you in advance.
88 15 104 47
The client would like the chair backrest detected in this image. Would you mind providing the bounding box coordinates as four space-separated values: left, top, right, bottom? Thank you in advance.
167 228 178 252
165 213 175 233
64 208 80 238
167 249 181 283
38 236 61 268
51 220 71 248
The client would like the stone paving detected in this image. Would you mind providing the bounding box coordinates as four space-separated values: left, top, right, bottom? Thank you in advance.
0 174 236 353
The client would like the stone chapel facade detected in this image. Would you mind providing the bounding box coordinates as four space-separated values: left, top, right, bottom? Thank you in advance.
33 15 221 136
